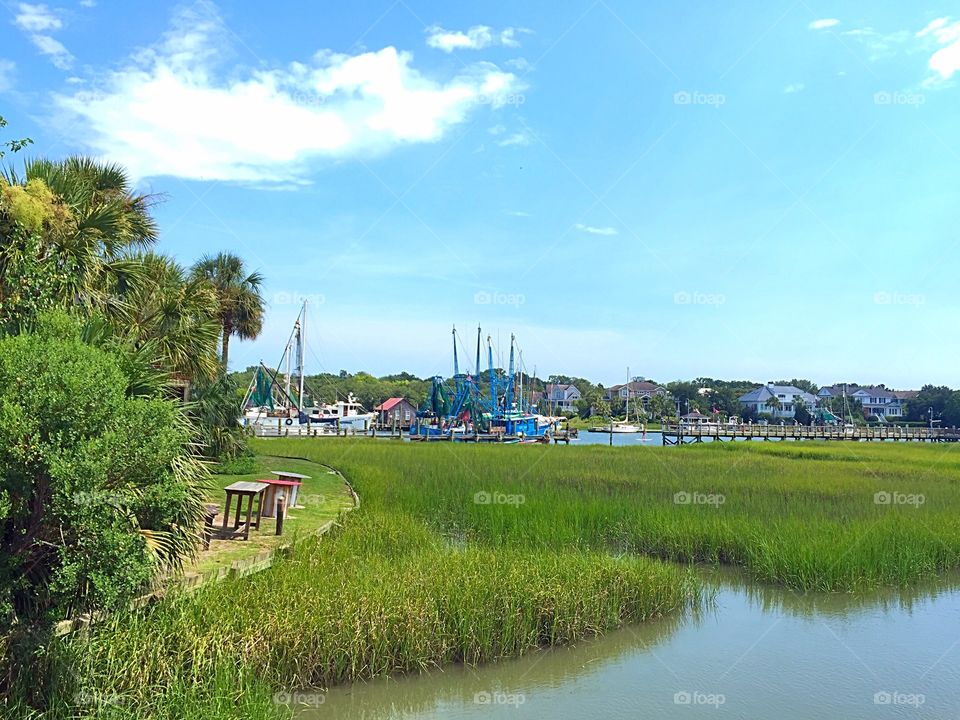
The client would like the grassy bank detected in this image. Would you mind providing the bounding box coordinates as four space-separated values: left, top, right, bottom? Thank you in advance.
35 440 960 718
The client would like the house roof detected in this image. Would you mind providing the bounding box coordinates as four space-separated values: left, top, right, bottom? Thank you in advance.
738 385 818 405
374 397 408 411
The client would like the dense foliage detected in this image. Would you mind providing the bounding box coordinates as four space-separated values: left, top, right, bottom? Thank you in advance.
0 315 210 704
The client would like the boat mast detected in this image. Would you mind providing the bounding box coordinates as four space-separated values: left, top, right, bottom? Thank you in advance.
284 328 293 408
487 335 496 412
505 334 515 413
475 324 481 379
298 301 306 410
452 325 459 376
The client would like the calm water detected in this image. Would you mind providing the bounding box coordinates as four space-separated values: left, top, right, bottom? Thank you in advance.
296 569 960 719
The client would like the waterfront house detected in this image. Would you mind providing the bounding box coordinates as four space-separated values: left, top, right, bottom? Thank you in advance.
374 397 417 428
680 409 714 425
544 383 582 412
817 385 915 420
604 380 668 406
738 383 819 419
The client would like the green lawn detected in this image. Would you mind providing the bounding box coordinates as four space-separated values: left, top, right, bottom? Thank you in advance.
184 454 354 575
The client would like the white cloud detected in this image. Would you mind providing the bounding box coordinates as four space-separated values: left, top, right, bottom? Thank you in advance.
917 17 960 82
426 25 529 52
30 34 73 69
809 18 839 30
55 3 523 183
506 210 531 217
783 82 805 94
80 0 96 6
0 60 15 92
497 131 529 147
13 3 74 69
574 223 618 236
14 3 62 31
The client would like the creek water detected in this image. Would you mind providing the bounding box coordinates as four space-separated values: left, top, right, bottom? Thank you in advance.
296 568 960 719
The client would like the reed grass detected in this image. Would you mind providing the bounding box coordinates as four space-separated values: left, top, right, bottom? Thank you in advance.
35 439 959 719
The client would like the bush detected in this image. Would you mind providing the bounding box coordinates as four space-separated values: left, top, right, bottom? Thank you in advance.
0 313 210 706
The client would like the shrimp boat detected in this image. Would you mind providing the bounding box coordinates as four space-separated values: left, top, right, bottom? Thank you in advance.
410 326 562 442
241 302 375 431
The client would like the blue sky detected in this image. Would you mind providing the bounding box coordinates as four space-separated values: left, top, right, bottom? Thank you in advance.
2 1 959 388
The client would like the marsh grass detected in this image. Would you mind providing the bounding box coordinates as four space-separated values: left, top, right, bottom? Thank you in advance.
36 439 960 719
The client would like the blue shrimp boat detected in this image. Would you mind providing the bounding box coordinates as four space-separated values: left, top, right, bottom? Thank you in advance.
410 326 561 442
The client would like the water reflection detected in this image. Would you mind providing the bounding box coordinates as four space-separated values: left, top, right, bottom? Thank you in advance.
297 568 960 719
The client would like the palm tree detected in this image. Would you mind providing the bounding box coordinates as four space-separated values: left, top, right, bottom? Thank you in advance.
766 394 781 416
190 252 265 370
2 156 159 310
108 252 222 381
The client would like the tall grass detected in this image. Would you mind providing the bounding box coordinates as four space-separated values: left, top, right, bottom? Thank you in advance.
33 439 960 719
293 439 960 592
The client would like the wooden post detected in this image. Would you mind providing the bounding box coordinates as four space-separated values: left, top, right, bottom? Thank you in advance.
275 496 286 536
243 495 254 540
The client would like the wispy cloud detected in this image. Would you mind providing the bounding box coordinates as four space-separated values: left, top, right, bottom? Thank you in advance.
783 82 805 94
0 60 15 92
55 2 524 183
809 18 839 30
426 25 530 52
574 223 618 236
14 3 62 31
497 131 530 147
506 210 532 217
13 3 74 69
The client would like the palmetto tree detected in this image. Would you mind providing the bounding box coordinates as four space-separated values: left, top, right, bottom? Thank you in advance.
190 252 265 370
766 393 781 416
107 252 222 381
2 156 158 309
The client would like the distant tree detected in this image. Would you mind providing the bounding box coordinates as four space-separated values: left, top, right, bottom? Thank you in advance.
648 393 673 420
191 252 264 370
906 385 953 423
766 395 781 415
794 399 812 425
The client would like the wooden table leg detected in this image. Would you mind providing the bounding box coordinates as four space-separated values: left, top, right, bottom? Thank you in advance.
234 493 243 529
254 492 263 530
244 496 254 540
221 493 232 532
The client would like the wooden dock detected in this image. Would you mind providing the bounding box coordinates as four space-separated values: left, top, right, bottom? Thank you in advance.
661 424 960 445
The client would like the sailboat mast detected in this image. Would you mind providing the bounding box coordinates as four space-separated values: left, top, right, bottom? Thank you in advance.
487 335 496 411
284 329 293 406
298 301 306 409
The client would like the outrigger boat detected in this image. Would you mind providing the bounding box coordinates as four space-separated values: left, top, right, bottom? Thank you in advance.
241 302 375 431
410 326 563 442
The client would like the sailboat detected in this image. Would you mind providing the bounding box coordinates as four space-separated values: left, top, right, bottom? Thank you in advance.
589 368 644 433
241 301 375 431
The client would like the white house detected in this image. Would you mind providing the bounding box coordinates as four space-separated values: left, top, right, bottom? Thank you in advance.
544 383 582 411
604 380 668 406
738 383 819 419
817 385 915 419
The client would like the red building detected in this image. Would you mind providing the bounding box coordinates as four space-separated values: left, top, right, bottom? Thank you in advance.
374 397 418 428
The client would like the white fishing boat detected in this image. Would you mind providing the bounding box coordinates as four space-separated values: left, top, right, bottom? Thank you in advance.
241 302 374 431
